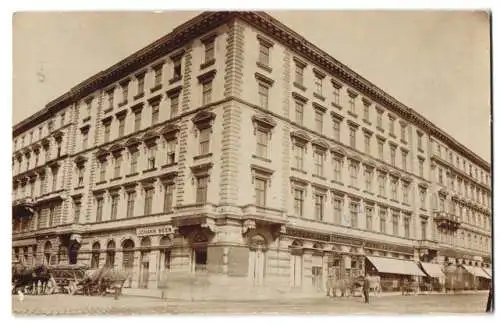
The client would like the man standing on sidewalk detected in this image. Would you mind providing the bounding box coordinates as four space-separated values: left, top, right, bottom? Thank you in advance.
362 275 370 304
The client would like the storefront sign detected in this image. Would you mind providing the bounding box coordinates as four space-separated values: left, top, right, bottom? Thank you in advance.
136 225 175 237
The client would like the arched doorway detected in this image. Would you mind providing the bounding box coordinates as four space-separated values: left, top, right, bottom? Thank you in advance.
289 240 303 288
312 243 324 291
43 241 52 265
105 240 116 268
139 237 151 289
191 232 208 273
91 242 100 269
248 234 267 286
122 239 135 288
158 236 172 287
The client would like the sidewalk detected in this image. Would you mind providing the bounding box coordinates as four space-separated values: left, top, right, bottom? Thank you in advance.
121 286 489 302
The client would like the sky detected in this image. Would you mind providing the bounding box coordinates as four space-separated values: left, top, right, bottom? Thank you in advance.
12 11 491 161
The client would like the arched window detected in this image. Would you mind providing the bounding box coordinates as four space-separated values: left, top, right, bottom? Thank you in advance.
43 241 52 265
122 239 135 269
91 242 100 268
105 240 116 268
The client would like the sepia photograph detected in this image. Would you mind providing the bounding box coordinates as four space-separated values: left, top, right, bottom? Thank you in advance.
11 9 492 316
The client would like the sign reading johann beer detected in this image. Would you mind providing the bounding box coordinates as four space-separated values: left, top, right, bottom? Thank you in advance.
136 225 175 237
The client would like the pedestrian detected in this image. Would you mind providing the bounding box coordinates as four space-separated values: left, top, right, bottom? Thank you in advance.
486 285 493 312
362 275 370 304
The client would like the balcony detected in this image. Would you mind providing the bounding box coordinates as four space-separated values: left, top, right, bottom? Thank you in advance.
433 211 461 231
12 196 36 219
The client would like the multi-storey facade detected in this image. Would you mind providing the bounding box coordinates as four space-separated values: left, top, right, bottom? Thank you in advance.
12 11 491 291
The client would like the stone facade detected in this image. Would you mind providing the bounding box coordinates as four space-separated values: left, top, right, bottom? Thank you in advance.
12 12 491 293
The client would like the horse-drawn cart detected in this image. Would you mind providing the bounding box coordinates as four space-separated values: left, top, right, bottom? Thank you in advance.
48 264 89 295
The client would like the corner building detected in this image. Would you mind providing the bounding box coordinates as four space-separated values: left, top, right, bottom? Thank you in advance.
12 12 492 292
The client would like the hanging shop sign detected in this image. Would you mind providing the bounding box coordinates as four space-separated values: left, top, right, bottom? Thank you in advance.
136 225 175 237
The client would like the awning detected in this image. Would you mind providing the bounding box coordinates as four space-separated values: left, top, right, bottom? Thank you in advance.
420 262 445 278
483 268 492 277
366 256 426 277
462 265 491 279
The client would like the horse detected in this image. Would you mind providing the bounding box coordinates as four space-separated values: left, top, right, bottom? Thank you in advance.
366 275 381 296
326 276 361 298
401 279 419 296
32 264 51 295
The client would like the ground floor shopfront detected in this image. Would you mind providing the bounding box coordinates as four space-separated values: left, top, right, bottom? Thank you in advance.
12 218 492 293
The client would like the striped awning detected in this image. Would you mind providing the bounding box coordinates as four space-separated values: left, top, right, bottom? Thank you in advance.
366 256 425 276
462 265 491 279
483 268 492 277
420 262 445 278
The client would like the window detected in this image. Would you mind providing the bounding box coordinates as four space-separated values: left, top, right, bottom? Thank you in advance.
314 75 323 96
196 176 209 203
333 198 342 224
34 152 39 167
173 57 182 79
118 116 125 137
332 118 341 141
390 177 398 200
366 206 373 230
293 143 305 170
314 111 323 133
421 220 427 240
439 196 445 212
364 133 371 154
293 188 304 216
96 197 104 222
126 191 136 217
130 149 139 174
418 158 424 177
402 182 409 204
166 139 176 165
73 200 81 223
103 122 111 143
365 168 373 192
151 102 160 125
390 145 396 166
313 150 324 177
121 82 129 103
377 140 384 160
258 42 270 66
113 155 122 178
163 183 174 213
40 175 46 195
314 193 325 221
377 110 383 128
349 161 358 187
295 101 304 125
332 84 341 105
110 195 119 220
199 128 210 155
350 201 359 228
144 188 154 215
363 102 370 121
258 83 269 109
295 63 304 85
392 212 399 235
389 116 395 134
147 145 157 169
51 168 58 191
349 127 356 148
99 160 107 182
400 124 407 142
202 81 212 106
134 111 142 132
404 215 411 238
333 157 342 182
170 94 179 118
348 94 356 113
417 133 423 150
256 129 269 159
254 178 266 206
82 131 89 150
48 120 54 132
48 205 55 227
38 127 43 139
204 38 215 63
378 173 386 197
154 65 163 87
136 74 145 95
401 150 408 171
438 168 443 184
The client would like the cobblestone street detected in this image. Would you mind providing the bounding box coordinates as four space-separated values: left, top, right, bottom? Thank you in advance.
12 292 490 316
